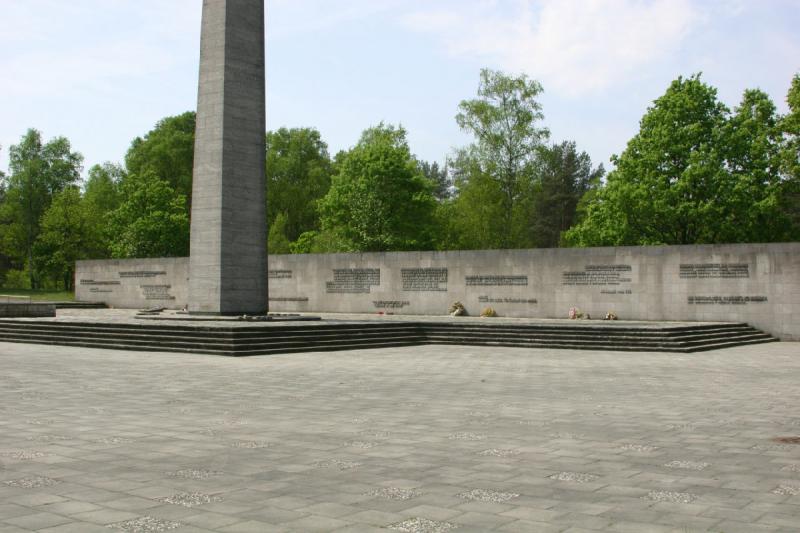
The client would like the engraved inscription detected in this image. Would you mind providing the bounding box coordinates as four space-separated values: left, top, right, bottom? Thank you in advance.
688 295 768 305
119 270 166 278
479 296 537 304
269 296 309 302
562 265 632 286
268 270 292 279
401 268 447 291
680 263 749 279
141 285 176 301
466 275 528 286
79 279 121 286
326 268 380 294
373 300 411 309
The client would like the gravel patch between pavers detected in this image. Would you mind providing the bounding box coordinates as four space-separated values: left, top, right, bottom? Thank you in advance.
367 487 423 500
388 517 459 532
4 475 60 488
643 490 698 503
457 488 520 502
155 491 222 507
0 450 47 460
772 484 800 496
663 460 711 470
548 471 599 483
165 469 223 480
107 516 182 532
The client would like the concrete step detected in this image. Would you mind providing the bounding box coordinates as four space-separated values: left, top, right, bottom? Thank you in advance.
0 333 424 356
0 319 778 355
0 329 422 353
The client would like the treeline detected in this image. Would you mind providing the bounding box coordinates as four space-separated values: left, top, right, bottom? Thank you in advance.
1 70 798 291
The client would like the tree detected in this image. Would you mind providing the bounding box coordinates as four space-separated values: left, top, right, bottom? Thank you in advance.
419 160 451 201
265 127 332 242
107 172 189 258
268 211 291 254
455 68 549 248
5 129 83 287
437 152 508 250
84 162 123 213
779 74 800 233
318 124 436 251
720 88 790 242
565 74 796 246
33 187 103 290
531 142 603 247
79 163 126 260
125 112 195 211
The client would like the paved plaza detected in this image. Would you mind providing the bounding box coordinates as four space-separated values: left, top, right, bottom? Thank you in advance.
1 341 799 532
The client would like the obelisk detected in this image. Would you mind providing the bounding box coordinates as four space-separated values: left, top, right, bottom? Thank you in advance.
189 0 268 315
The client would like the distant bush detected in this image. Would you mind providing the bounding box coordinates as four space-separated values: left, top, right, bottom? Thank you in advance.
3 269 31 290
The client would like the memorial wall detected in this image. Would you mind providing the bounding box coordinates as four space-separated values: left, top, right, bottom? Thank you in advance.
75 243 800 340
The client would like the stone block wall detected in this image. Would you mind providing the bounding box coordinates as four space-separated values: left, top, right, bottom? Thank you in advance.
75 257 188 310
75 243 800 340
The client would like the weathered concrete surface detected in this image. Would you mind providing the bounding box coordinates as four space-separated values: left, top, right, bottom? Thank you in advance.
1 341 799 532
188 0 267 315
75 257 188 310
76 243 800 339
0 303 55 318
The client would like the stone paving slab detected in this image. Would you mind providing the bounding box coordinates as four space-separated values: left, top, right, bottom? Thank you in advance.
0 341 799 531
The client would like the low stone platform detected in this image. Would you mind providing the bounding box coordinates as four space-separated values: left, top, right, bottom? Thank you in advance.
0 302 56 318
0 309 777 355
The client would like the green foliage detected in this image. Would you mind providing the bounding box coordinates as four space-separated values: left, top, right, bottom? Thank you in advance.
455 68 549 248
779 75 800 232
4 129 83 287
2 269 31 290
124 112 195 210
268 211 291 254
84 162 123 212
532 142 603 247
266 128 332 242
565 74 797 246
318 124 437 252
33 187 103 290
419 160 451 201
442 158 509 250
107 172 189 258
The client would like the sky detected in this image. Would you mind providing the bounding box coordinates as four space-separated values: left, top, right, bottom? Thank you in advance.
1 0 799 178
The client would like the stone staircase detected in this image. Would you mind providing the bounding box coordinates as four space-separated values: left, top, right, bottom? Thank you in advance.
0 319 777 355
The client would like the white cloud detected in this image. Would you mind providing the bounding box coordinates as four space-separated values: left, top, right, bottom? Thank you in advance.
403 0 701 97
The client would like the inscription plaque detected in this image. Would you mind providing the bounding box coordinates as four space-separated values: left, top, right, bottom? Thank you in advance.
680 264 749 279
141 284 176 301
401 268 447 291
119 271 166 278
688 295 767 305
326 268 380 294
466 275 528 286
373 300 411 309
562 265 632 286
479 296 537 304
